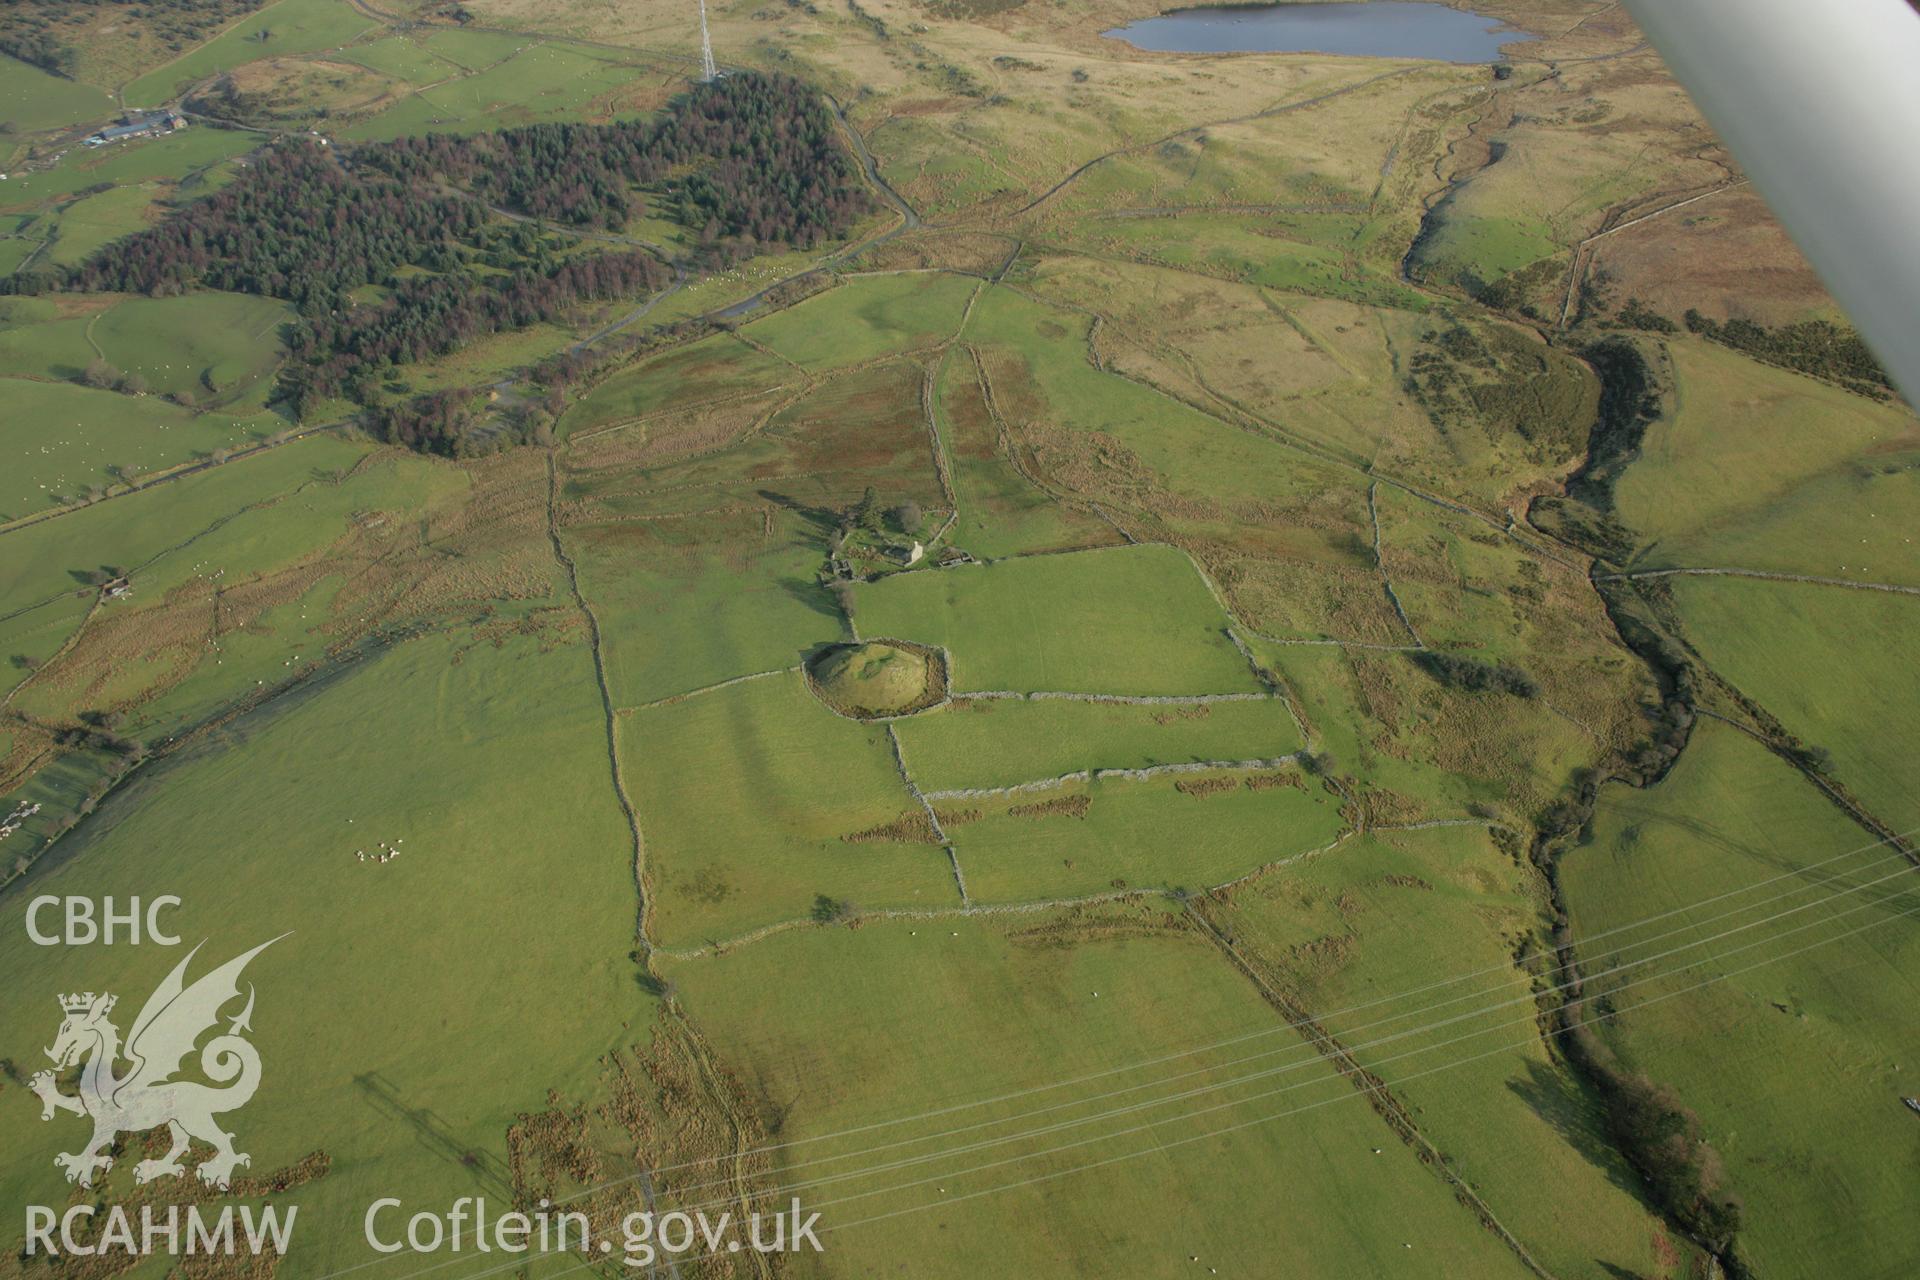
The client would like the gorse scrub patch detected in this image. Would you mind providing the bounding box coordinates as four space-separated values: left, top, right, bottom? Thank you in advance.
1405 321 1599 460
1682 310 1893 400
1410 650 1540 699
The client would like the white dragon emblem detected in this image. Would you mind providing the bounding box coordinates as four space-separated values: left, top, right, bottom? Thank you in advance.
28 936 284 1190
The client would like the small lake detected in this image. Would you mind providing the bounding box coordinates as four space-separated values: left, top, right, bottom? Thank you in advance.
1103 2 1534 63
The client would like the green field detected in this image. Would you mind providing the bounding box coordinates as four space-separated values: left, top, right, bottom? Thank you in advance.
895 694 1301 792
0 2 1913 1274
122 0 381 107
930 345 1125 559
1672 576 1920 830
0 53 114 134
1562 722 1920 1278
665 903 1543 1279
744 273 982 371
92 292 292 401
43 183 160 266
857 545 1259 696
0 128 256 214
950 763 1345 902
625 671 958 948
0 292 288 402
559 331 794 438
567 507 842 707
0 627 643 1268
0 378 282 517
1615 339 1920 583
1211 825 1694 1279
341 41 658 140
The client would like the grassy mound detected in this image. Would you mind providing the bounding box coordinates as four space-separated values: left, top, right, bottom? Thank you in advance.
806 640 943 718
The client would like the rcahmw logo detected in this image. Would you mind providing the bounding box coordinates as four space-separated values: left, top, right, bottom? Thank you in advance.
20 935 299 1260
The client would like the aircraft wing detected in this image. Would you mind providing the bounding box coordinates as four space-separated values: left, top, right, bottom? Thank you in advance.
1619 0 1920 403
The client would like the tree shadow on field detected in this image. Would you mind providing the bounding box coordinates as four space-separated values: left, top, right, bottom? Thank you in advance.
1505 1058 1647 1202
756 487 841 537
778 575 841 623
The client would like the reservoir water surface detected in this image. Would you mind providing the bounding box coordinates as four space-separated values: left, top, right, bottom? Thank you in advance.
1103 2 1535 63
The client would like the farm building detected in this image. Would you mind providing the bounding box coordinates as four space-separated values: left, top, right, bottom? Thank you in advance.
85 110 187 147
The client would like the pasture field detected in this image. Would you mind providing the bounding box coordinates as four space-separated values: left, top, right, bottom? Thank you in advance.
91 291 290 401
0 127 255 215
743 273 982 371
0 295 94 377
566 508 841 707
0 235 47 275
5 448 468 741
929 346 1125 559
1670 576 1920 831
1250 634 1622 827
664 902 1542 1279
0 627 644 1268
333 32 476 83
948 763 1345 903
1614 338 1920 582
122 0 382 107
894 693 1302 793
0 0 1914 1275
1020 259 1451 478
0 430 373 607
855 545 1259 697
1562 722 1920 1278
558 332 795 438
41 183 161 267
571 356 946 519
1051 211 1419 308
958 283 1380 539
623 671 958 947
0 378 281 517
340 41 664 140
0 53 113 135
1208 825 1695 1280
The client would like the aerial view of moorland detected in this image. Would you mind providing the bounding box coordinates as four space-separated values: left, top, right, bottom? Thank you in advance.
0 0 1915 1275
